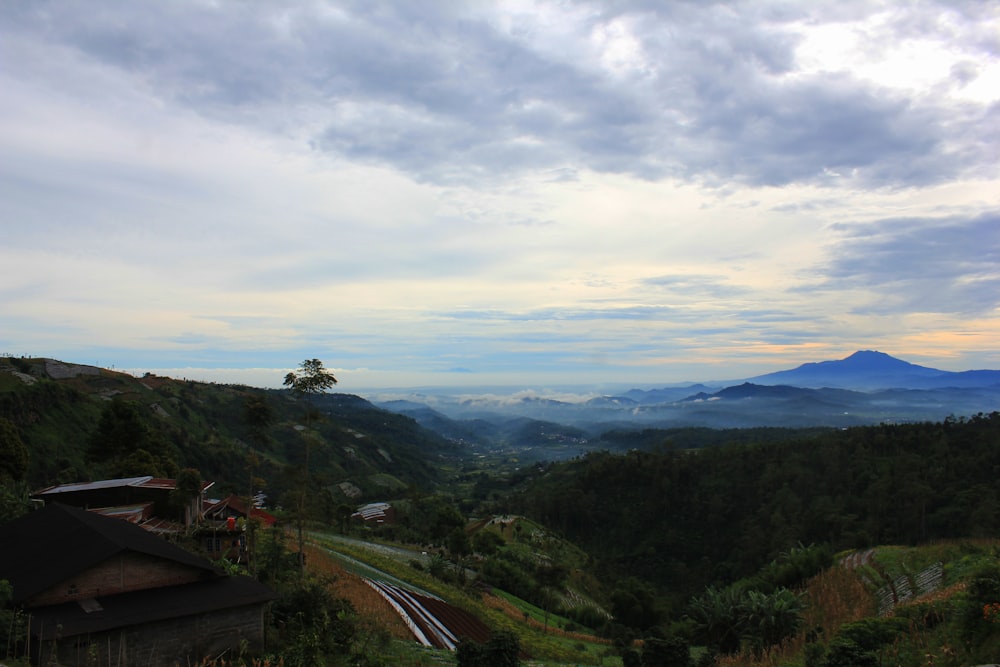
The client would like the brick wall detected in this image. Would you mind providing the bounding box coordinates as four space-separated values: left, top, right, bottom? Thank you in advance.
36 603 269 667
30 552 207 607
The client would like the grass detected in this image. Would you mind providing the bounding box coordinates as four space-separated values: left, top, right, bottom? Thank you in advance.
305 528 615 665
302 542 414 641
716 540 1000 667
490 588 574 630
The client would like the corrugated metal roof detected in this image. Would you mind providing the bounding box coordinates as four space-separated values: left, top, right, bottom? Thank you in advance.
35 476 153 495
353 502 392 522
34 476 215 496
89 503 154 523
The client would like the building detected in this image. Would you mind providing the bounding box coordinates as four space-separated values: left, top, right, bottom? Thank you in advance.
200 494 279 560
0 503 275 666
32 475 215 529
204 494 278 529
352 501 395 525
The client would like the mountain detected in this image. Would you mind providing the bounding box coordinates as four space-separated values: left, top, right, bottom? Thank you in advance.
622 384 717 404
747 350 1000 389
375 351 999 433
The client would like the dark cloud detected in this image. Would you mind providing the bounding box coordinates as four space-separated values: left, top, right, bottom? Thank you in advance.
810 212 1000 316
4 1 993 189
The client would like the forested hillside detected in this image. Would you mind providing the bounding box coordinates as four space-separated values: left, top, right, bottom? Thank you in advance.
4 357 1000 665
505 413 1000 605
0 357 456 508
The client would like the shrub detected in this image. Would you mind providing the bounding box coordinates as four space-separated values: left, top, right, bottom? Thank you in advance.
456 630 521 667
822 637 877 667
270 576 356 667
832 616 909 652
642 636 691 667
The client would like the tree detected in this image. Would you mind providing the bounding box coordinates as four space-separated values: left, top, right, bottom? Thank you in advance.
536 562 568 633
170 468 203 526
87 400 150 463
689 585 804 656
283 359 338 398
688 586 745 654
0 578 27 659
243 395 274 576
473 530 505 556
283 359 337 573
244 395 274 448
270 576 356 667
0 418 28 482
447 526 472 559
642 636 692 667
0 480 31 524
456 630 521 667
742 588 804 656
612 577 662 631
108 447 171 478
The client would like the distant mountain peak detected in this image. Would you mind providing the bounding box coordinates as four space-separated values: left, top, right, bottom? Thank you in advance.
845 349 892 361
796 350 933 372
842 350 923 367
749 350 949 389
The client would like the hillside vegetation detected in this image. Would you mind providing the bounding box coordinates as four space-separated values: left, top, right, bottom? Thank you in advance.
505 413 1000 605
0 357 457 506
3 356 1000 666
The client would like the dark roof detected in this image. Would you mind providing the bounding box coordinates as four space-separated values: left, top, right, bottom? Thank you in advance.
27 575 276 639
0 503 218 603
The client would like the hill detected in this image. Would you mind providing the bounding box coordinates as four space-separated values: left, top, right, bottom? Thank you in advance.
0 357 458 504
715 539 1000 667
505 412 1000 602
5 355 1000 666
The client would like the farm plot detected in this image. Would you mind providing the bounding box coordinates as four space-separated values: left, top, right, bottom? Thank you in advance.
366 579 492 649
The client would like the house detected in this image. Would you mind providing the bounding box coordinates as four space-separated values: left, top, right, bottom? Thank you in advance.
204 494 278 529
32 475 215 528
0 503 275 666
200 494 279 560
352 501 395 525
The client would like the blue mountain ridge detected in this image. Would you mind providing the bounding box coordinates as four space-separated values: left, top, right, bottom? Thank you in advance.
746 350 1000 390
377 350 999 435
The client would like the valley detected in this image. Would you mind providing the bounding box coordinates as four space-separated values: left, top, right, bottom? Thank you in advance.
1 352 999 666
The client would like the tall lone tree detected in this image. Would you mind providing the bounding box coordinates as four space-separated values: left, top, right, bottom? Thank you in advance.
283 358 338 398
283 359 337 572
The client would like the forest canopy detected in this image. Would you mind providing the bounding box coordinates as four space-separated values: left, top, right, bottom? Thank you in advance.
506 413 1000 598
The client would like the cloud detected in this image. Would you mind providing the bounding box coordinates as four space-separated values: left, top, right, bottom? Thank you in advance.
1 1 998 386
810 212 1000 316
5 1 994 190
642 274 749 300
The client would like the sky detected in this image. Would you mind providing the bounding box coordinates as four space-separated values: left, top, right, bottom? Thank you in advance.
2 1 998 391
